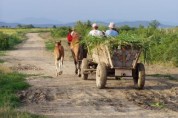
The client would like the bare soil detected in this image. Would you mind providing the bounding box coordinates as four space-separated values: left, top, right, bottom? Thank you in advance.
1 33 178 118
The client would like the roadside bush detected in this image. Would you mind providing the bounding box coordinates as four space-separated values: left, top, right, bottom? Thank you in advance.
51 27 69 38
0 32 23 50
8 34 22 48
0 32 9 50
74 21 91 37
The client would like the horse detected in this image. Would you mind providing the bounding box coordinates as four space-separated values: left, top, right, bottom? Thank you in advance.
54 41 64 76
70 31 87 77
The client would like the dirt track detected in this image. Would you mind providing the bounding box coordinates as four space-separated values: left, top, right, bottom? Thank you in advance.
1 33 178 118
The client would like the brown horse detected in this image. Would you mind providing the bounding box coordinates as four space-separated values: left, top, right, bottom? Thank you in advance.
54 41 64 76
70 31 87 76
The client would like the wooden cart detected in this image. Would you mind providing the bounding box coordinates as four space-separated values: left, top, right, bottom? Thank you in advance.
81 43 145 89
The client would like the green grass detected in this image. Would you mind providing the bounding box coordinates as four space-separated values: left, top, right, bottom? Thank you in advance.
8 34 24 50
0 31 25 50
0 72 30 107
0 70 46 117
0 51 6 56
43 35 67 52
0 107 46 118
149 102 165 109
0 51 5 63
0 60 4 63
0 28 51 51
45 40 54 51
0 28 51 35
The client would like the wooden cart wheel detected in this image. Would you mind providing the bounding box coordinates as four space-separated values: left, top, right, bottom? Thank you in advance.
132 63 145 89
96 62 107 89
81 58 88 80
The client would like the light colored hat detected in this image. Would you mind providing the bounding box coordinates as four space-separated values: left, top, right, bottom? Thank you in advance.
92 23 98 28
108 22 115 28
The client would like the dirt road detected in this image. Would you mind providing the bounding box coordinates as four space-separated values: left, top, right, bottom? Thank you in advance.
1 33 178 118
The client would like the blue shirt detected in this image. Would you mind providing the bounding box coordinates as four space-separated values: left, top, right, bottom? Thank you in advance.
105 29 119 37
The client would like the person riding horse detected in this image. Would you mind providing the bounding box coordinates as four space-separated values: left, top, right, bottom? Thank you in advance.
67 28 73 46
70 29 87 76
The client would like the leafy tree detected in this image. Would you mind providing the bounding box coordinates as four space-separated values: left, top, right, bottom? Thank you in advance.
26 24 35 28
86 20 91 27
53 25 57 28
51 26 69 38
74 21 90 37
149 20 160 29
139 25 144 29
17 24 22 28
17 24 34 28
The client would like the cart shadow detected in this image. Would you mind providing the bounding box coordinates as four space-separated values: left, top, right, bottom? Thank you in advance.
106 74 178 91
85 74 178 112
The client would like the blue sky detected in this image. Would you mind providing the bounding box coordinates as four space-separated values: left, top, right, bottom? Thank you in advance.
0 0 178 25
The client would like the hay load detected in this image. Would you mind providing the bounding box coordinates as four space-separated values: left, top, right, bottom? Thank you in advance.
82 34 147 69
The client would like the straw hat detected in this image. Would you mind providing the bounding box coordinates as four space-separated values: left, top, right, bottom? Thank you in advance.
108 22 115 28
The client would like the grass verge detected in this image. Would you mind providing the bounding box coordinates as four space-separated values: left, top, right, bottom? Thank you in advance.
0 68 46 117
0 72 29 107
0 107 45 118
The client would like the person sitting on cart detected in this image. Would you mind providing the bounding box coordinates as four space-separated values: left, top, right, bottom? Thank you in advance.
105 22 119 37
88 23 103 37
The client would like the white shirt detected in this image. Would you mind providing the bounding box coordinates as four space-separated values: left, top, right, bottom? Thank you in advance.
89 30 103 37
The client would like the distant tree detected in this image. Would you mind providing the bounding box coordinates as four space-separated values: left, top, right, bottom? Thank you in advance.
75 21 90 37
17 24 22 28
27 24 35 28
139 25 144 29
119 25 131 31
17 24 34 28
149 20 160 29
53 25 57 28
86 20 91 27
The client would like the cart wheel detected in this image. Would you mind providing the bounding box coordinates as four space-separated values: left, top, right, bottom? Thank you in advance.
132 63 145 89
81 58 88 80
96 62 107 89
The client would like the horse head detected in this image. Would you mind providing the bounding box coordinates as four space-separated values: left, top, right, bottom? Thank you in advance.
55 40 61 46
71 31 80 42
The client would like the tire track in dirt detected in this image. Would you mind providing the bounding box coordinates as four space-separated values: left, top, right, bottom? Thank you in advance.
1 33 178 118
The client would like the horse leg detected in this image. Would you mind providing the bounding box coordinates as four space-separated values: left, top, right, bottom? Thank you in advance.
71 49 77 74
55 59 59 76
59 57 63 75
75 60 78 74
77 60 81 77
77 45 85 77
